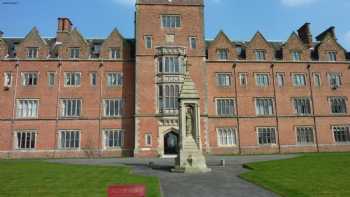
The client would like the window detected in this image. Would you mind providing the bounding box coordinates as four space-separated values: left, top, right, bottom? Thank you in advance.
293 97 311 115
61 99 81 117
107 72 123 87
144 36 152 49
257 127 276 145
15 130 36 150
276 73 284 87
217 49 228 60
92 44 101 57
292 73 306 87
103 98 123 117
59 130 80 149
239 73 248 87
159 84 180 111
296 127 314 144
217 128 236 146
158 56 182 74
21 72 38 86
16 99 39 118
255 50 266 60
313 73 321 87
216 73 231 87
291 51 301 61
328 73 341 89
145 133 152 146
27 47 38 59
216 99 235 116
104 129 123 149
64 72 81 87
109 48 121 59
255 73 269 87
327 51 337 61
69 48 80 59
4 72 12 87
161 15 181 28
333 126 350 143
330 97 347 114
48 72 55 86
90 72 97 87
189 37 197 49
255 98 274 116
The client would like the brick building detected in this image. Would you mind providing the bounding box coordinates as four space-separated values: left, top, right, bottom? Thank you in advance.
1 0 350 158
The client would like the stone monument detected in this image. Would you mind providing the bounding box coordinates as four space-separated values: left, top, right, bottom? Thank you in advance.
172 63 211 173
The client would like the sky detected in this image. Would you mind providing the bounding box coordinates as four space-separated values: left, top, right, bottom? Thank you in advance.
0 0 350 49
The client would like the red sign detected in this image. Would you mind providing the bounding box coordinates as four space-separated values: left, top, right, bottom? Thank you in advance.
108 185 146 197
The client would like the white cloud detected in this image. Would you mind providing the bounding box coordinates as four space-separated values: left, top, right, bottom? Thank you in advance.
112 0 136 6
281 0 318 7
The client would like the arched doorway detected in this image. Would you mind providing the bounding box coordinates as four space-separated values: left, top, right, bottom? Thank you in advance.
164 131 179 155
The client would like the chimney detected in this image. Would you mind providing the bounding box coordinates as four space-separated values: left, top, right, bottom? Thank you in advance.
316 26 336 42
57 17 73 33
297 23 313 49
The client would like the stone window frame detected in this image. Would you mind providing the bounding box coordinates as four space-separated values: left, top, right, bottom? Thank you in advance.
254 72 270 88
63 72 81 87
328 96 347 115
255 49 266 61
47 71 56 87
276 72 285 88
106 72 123 87
216 72 232 88
145 133 152 147
26 47 39 59
256 127 277 145
295 126 315 145
21 71 39 87
313 72 321 88
161 15 181 28
327 72 342 89
4 72 12 87
216 127 237 147
15 98 40 119
189 36 197 49
144 35 153 49
255 97 275 116
292 97 312 116
291 50 302 61
158 84 180 113
14 130 37 151
215 97 236 117
103 128 124 150
109 47 121 60
216 48 229 60
291 73 307 87
58 130 81 150
60 98 82 118
331 125 350 144
69 47 81 59
327 51 337 62
102 98 123 118
239 72 248 87
90 72 97 87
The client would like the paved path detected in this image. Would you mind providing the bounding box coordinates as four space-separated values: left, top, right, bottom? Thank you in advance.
49 154 298 197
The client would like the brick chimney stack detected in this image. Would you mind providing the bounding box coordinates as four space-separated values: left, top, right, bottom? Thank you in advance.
57 17 73 33
297 23 313 49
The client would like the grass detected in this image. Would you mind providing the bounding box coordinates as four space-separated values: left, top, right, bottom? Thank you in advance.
240 153 350 197
0 160 161 197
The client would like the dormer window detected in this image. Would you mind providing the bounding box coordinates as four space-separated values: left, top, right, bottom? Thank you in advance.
161 15 181 28
92 44 101 58
327 51 337 61
292 51 301 61
217 49 228 60
255 50 266 60
69 47 80 59
27 47 38 59
109 48 121 59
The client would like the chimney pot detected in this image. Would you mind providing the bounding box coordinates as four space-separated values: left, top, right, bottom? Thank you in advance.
57 17 73 33
298 23 313 49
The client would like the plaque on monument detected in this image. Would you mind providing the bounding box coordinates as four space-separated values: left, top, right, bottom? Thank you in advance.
108 185 145 197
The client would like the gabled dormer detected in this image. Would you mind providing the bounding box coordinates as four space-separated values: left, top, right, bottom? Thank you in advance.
16 27 49 59
316 27 346 61
0 31 8 59
282 32 310 61
57 25 89 59
246 31 274 61
100 28 129 60
207 31 236 61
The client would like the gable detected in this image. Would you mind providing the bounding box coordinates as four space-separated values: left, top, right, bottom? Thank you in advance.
246 32 275 60
207 31 237 60
19 27 47 48
100 29 129 59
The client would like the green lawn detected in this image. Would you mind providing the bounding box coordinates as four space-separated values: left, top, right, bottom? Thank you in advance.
240 153 350 197
0 160 160 197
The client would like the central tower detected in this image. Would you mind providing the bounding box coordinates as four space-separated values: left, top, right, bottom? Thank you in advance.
134 0 207 157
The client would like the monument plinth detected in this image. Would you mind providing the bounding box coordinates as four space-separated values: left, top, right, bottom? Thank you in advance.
172 65 211 173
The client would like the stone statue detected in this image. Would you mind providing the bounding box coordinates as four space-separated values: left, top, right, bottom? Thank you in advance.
186 106 193 137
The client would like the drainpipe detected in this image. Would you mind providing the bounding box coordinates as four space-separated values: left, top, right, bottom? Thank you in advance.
10 60 20 153
232 63 241 154
270 64 281 153
54 61 62 157
307 64 320 152
98 61 104 156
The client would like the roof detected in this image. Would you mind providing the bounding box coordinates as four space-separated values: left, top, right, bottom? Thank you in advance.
137 0 204 6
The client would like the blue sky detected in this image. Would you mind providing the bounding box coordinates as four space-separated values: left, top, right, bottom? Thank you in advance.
1 0 350 49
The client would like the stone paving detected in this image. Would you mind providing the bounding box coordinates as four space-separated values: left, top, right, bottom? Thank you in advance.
49 154 299 197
